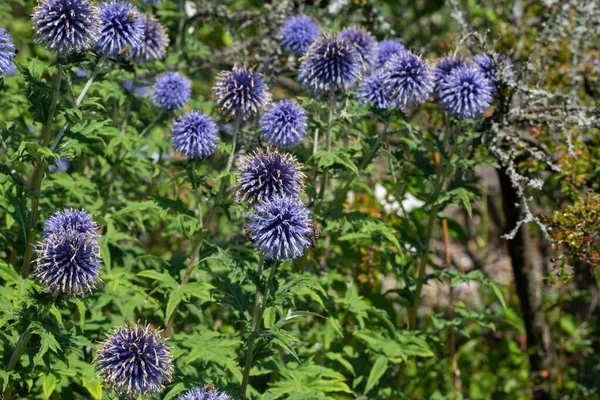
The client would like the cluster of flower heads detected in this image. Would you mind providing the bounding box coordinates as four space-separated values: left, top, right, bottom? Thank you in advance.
34 208 101 297
27 0 168 62
213 65 271 119
94 324 173 398
280 15 319 56
0 27 16 75
236 148 316 261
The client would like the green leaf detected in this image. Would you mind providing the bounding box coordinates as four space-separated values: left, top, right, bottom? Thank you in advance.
42 373 57 398
82 377 102 400
137 270 179 289
164 383 186 400
165 286 187 323
364 355 388 395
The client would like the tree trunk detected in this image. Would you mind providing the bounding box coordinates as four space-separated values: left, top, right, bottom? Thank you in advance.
497 168 556 399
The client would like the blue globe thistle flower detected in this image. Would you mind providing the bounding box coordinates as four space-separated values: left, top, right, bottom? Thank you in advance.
213 65 270 119
171 110 219 160
32 0 100 56
34 208 101 297
340 26 378 71
179 386 231 400
260 99 308 148
437 65 492 119
473 53 515 94
298 32 362 95
280 15 319 56
377 40 405 69
381 51 433 108
358 70 397 109
0 27 16 75
433 56 468 83
247 196 315 261
132 14 169 63
95 324 173 398
95 1 144 58
152 71 192 111
236 149 305 205
121 79 151 95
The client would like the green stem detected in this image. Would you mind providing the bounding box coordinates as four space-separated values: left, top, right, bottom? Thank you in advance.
316 93 336 207
241 259 278 399
175 0 186 51
50 56 106 152
21 63 64 277
120 69 137 134
139 110 165 137
164 118 242 337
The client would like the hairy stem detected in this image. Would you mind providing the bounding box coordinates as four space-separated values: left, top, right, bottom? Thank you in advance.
21 64 64 277
241 259 278 399
164 118 242 337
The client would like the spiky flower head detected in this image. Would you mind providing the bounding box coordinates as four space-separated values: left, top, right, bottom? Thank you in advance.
236 149 305 205
433 56 468 83
381 51 433 109
152 71 191 111
247 196 315 261
32 0 100 56
34 208 101 297
95 324 173 399
437 65 492 119
260 99 308 148
95 1 144 58
280 15 319 56
377 40 405 69
213 65 270 119
358 69 397 109
298 32 362 95
0 28 16 75
340 26 378 71
473 52 515 94
178 385 231 400
171 110 219 160
132 14 169 62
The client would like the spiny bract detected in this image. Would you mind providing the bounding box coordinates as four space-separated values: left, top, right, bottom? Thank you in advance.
213 65 270 119
94 324 173 399
236 149 305 205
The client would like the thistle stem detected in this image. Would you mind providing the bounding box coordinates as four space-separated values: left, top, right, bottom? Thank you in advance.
241 259 278 399
21 63 64 278
164 118 242 337
50 56 106 152
316 93 336 209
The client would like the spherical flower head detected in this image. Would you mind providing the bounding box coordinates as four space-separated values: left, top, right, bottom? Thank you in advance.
32 0 100 56
358 69 397 109
280 15 319 56
34 208 101 297
260 99 308 148
213 65 270 119
377 40 405 69
152 71 191 111
0 27 16 75
95 1 144 58
132 14 169 63
434 56 468 83
95 324 173 398
178 386 231 400
298 32 362 95
247 196 315 261
236 149 305 205
473 52 515 94
171 110 219 160
382 51 433 108
437 65 492 119
340 26 378 71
